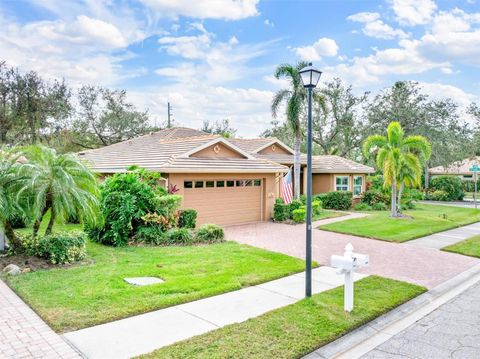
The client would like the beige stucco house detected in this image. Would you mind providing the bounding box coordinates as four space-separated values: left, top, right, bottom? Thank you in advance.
80 127 374 226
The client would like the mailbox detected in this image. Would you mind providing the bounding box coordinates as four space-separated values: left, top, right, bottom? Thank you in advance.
330 243 369 312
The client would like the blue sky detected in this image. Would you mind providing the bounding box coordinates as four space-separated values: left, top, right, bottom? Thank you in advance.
1 0 479 136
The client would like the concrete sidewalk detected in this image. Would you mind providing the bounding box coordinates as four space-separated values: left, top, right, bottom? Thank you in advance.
408 222 480 249
64 266 367 359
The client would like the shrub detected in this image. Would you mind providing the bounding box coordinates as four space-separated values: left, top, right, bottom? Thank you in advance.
462 180 478 193
133 226 168 245
372 202 388 211
424 190 449 201
316 191 352 210
361 189 390 206
273 198 289 222
194 224 225 243
165 228 193 245
312 200 323 216
292 208 306 223
366 175 385 191
403 188 423 201
178 209 197 229
354 203 372 211
401 200 415 210
25 232 87 264
288 199 303 217
429 176 464 201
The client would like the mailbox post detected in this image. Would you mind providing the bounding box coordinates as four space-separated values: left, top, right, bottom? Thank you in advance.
331 243 369 312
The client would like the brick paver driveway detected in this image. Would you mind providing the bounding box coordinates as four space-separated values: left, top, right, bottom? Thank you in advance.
226 214 479 289
0 279 80 359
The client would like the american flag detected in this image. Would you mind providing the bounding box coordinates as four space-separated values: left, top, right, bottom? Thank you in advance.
281 169 293 204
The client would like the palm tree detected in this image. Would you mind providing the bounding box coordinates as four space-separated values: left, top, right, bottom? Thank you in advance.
363 122 431 217
0 148 28 250
271 62 308 199
21 145 100 236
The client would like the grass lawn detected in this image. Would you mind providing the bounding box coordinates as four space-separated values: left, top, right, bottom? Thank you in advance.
15 212 83 236
313 210 347 221
319 203 480 242
443 235 480 258
4 240 307 333
140 276 425 359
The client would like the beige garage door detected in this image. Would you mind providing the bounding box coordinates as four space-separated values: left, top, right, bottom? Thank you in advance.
183 179 263 226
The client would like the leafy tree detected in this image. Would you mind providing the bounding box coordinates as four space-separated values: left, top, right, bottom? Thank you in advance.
312 78 368 158
201 119 237 138
0 148 28 250
363 122 431 217
271 62 309 199
21 145 99 236
70 85 152 149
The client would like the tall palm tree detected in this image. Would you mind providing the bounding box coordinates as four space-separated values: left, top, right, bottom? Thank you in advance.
0 148 28 250
21 145 100 236
271 62 308 199
363 122 431 217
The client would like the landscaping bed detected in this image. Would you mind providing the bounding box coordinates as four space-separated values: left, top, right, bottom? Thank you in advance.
4 241 306 332
443 235 480 258
319 203 480 242
140 276 425 359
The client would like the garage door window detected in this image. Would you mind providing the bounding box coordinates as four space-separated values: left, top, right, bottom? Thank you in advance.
195 181 204 188
184 181 193 188
217 180 225 187
206 181 215 188
254 179 261 186
226 180 235 187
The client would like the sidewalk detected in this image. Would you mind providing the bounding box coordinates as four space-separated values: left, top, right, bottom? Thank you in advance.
0 279 80 359
408 222 480 249
64 266 368 358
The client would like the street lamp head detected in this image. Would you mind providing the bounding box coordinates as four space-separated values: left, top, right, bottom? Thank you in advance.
299 62 322 89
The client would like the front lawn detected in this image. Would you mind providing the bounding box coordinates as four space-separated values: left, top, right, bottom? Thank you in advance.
443 235 480 258
319 203 480 242
141 276 425 359
313 210 347 222
4 241 306 332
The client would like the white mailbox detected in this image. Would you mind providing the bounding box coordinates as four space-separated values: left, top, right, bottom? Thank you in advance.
330 243 369 312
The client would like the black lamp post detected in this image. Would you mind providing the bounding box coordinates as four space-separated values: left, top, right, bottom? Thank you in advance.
299 63 322 297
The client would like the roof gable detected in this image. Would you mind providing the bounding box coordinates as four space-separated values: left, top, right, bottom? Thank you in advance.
180 137 255 160
252 139 294 155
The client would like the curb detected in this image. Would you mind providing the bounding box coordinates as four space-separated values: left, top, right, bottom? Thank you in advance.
303 262 480 359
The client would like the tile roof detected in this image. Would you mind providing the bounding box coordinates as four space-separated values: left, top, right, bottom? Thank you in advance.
78 127 373 174
429 157 480 175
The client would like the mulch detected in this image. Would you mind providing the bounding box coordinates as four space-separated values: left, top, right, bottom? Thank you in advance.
0 253 56 272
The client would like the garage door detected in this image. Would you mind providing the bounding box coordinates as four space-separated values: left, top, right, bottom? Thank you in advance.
183 179 263 226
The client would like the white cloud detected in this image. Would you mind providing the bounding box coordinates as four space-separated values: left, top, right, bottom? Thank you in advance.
390 0 438 26
347 12 408 39
294 37 339 61
418 82 478 108
264 19 274 27
139 0 260 20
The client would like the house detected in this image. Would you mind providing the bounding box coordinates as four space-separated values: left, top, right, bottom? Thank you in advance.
79 127 374 226
429 157 480 180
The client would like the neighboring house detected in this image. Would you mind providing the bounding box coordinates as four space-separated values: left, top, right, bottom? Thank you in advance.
80 127 374 226
429 157 480 181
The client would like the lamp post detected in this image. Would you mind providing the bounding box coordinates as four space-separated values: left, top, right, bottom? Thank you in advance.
299 63 322 297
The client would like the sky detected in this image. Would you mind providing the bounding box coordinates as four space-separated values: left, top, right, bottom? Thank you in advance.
1 0 479 137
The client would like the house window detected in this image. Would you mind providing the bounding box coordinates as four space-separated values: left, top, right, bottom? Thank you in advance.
206 181 215 188
184 181 193 189
194 181 204 188
335 176 349 191
353 176 363 196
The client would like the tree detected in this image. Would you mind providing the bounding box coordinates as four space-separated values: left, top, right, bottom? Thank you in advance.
0 148 28 250
363 122 431 217
201 119 237 138
312 78 368 159
21 145 100 236
71 85 152 149
271 62 308 199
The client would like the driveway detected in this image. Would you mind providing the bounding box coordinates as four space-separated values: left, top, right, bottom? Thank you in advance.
226 214 480 289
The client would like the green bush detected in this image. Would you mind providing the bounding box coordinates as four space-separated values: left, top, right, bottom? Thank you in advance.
25 232 87 264
273 198 289 222
429 176 464 201
133 226 168 245
424 190 450 201
288 199 303 217
292 208 306 223
178 209 197 229
361 189 390 206
312 200 323 216
194 224 225 243
165 228 193 245
401 200 416 210
316 191 352 210
354 203 372 211
372 202 388 211
366 175 385 191
403 188 423 201
462 180 479 193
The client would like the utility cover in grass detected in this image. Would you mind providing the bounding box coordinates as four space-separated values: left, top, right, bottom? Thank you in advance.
124 277 164 286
